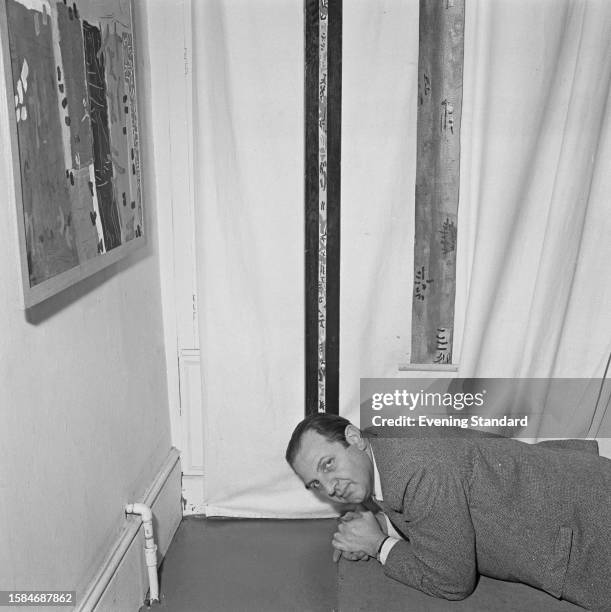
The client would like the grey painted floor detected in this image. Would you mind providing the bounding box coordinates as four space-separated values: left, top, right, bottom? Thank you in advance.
144 517 338 612
143 517 581 612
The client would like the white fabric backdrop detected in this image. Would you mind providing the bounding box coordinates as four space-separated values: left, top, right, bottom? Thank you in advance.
193 0 329 517
192 0 418 517
457 0 611 437
337 0 420 427
193 0 611 517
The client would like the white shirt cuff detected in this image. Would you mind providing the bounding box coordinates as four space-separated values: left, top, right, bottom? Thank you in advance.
378 536 400 565
383 513 402 540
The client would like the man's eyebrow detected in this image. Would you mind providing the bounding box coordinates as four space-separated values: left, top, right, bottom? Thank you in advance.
316 455 329 472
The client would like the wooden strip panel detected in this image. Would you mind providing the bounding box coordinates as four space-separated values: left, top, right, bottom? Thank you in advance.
411 0 465 364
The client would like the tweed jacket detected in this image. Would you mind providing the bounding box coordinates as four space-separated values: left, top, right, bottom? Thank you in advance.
367 427 611 611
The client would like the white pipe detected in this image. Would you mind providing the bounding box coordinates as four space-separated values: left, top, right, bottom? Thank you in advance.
76 448 180 612
125 502 160 604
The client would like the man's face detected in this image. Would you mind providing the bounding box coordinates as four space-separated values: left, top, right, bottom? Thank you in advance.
292 427 374 504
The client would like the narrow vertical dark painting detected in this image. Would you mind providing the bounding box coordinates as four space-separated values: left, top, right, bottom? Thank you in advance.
304 0 342 415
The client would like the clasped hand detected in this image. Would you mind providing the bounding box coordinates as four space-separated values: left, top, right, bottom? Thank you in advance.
331 510 385 562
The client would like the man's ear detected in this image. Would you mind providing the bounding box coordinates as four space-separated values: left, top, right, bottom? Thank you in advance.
344 424 367 450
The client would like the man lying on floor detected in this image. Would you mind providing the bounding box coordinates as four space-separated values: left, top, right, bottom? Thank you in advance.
285 414 611 611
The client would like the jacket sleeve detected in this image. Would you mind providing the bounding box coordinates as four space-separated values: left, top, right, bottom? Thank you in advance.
382 465 477 601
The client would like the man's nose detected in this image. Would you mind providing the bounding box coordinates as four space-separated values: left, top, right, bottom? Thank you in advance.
323 478 337 497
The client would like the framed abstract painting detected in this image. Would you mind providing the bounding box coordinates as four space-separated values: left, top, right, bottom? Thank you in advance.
0 0 144 307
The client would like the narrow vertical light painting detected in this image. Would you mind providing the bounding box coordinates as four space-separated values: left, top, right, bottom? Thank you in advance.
1 0 143 306
411 0 464 364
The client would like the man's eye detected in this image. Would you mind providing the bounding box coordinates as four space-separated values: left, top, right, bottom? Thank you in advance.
311 481 320 489
322 459 334 472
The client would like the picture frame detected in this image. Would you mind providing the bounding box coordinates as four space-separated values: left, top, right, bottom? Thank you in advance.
0 0 144 307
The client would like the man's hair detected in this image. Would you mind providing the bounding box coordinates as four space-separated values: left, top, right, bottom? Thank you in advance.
285 413 351 466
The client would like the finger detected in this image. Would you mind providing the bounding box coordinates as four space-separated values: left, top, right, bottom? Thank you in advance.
338 521 356 532
333 549 342 563
332 537 349 551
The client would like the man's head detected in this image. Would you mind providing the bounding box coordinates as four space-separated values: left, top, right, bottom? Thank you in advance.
285 414 374 504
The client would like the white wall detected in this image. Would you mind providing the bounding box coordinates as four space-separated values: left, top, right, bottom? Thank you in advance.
0 0 174 599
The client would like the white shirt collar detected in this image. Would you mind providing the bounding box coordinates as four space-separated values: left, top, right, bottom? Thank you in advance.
369 443 384 501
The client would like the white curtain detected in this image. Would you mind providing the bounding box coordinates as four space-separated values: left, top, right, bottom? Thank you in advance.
337 0 420 431
192 0 418 517
456 0 611 438
192 0 611 517
192 0 330 517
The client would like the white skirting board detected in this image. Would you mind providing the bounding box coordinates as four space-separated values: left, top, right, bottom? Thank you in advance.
76 448 182 612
